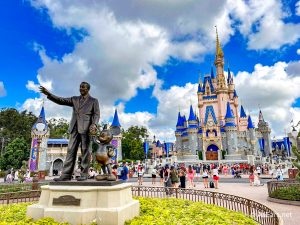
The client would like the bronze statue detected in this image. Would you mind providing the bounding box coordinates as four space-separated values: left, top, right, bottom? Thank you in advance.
90 124 116 181
40 82 100 181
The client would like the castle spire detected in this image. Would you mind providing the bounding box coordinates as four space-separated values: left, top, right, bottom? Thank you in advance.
176 111 182 127
210 67 215 79
227 67 231 84
225 102 234 119
215 26 224 58
259 110 265 122
240 105 247 118
247 115 255 129
111 109 121 127
188 105 197 121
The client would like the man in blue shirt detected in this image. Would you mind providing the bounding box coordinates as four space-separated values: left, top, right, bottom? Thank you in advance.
119 162 129 181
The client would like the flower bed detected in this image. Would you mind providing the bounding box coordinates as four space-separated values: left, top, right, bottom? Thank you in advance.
126 197 257 225
0 198 257 225
270 186 300 201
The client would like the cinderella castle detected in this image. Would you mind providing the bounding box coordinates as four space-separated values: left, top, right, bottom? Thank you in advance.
175 30 272 163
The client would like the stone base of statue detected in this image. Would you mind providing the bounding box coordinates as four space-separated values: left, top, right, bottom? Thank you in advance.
27 181 140 225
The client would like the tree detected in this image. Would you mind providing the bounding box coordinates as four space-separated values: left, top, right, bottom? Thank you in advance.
48 118 69 138
0 137 29 170
122 126 148 160
0 108 37 152
292 145 300 181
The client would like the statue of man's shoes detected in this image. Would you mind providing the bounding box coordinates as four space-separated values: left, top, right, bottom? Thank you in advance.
95 174 117 181
107 174 117 181
95 174 108 181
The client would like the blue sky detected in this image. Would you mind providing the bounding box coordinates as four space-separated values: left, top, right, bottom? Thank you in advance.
1 0 300 140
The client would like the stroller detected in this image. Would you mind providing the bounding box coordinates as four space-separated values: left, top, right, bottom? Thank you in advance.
233 170 242 179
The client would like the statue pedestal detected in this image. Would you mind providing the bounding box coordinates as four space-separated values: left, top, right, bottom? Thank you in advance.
27 182 139 225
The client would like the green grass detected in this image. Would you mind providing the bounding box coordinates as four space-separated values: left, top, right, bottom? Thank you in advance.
270 186 300 201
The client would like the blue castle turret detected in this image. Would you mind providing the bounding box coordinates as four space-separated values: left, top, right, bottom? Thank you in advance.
224 102 238 155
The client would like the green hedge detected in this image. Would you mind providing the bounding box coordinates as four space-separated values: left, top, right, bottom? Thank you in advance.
0 198 257 225
270 186 300 201
126 197 257 225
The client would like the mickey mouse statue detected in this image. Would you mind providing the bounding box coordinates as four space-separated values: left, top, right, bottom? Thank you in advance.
89 124 116 181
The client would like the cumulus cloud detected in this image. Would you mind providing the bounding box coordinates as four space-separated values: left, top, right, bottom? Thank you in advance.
297 49 300 55
229 0 300 49
0 81 6 97
235 60 300 136
296 1 300 16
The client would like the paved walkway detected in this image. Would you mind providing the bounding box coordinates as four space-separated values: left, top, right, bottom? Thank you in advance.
136 181 299 225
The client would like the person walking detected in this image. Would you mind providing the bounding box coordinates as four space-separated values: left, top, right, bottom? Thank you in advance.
249 165 255 186
151 167 157 185
202 169 209 188
159 166 164 185
40 82 100 181
137 165 144 185
170 166 179 188
187 165 195 188
163 165 172 195
212 166 219 189
178 167 186 188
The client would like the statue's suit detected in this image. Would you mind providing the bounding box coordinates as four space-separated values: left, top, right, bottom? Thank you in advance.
47 93 100 178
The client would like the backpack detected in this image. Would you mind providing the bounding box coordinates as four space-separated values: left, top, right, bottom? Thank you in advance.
209 181 215 188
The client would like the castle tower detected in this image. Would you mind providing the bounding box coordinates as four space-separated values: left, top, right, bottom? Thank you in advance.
110 109 123 161
30 105 50 178
224 102 238 155
214 27 229 124
257 110 272 157
239 105 248 131
214 27 227 92
187 105 198 156
247 115 256 154
175 111 183 155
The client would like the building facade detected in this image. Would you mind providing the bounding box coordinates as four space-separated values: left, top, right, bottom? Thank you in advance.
175 30 272 163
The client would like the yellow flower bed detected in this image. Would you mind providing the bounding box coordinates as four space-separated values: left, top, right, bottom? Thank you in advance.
0 198 257 225
126 197 258 225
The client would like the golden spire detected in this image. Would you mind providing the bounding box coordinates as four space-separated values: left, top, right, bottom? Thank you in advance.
215 26 224 58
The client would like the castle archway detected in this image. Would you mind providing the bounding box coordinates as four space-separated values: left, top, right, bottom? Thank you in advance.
53 158 63 176
206 144 219 160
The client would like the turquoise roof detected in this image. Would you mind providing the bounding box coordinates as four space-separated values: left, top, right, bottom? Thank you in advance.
204 106 217 125
240 105 247 118
247 115 255 129
188 105 197 121
225 102 234 119
111 109 121 127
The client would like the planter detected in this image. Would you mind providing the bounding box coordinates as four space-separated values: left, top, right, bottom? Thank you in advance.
267 196 300 206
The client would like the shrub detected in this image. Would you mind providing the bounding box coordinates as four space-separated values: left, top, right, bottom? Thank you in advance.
270 186 300 201
126 197 258 225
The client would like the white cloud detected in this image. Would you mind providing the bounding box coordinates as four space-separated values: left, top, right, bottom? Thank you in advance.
0 81 6 97
229 0 300 49
296 1 300 16
235 60 300 136
297 49 300 55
